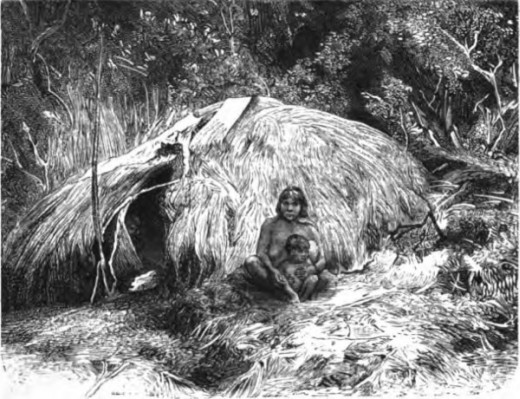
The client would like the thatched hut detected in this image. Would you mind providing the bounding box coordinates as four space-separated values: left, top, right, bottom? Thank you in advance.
2 96 429 309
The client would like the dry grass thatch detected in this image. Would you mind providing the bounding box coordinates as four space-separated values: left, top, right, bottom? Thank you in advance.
162 96 429 281
3 96 429 308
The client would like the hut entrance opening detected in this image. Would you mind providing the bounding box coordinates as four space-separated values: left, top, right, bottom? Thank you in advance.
125 188 166 271
123 169 174 274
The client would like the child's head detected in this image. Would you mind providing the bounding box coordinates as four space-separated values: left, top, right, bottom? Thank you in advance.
276 186 309 220
285 234 310 262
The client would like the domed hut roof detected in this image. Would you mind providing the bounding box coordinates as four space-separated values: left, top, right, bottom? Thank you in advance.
2 96 428 309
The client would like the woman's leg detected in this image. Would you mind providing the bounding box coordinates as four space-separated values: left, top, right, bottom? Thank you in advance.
315 269 337 294
243 255 276 292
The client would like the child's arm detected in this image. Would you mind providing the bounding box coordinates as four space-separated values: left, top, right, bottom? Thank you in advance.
277 261 295 287
304 259 318 276
277 261 300 303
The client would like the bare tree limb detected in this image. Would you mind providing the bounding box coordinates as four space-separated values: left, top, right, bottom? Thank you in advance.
23 126 51 191
467 30 480 54
439 28 510 153
472 93 490 113
35 53 74 126
7 140 46 191
23 124 48 169
390 209 445 242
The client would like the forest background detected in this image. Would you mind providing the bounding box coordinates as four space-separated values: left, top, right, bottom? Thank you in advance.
1 0 518 237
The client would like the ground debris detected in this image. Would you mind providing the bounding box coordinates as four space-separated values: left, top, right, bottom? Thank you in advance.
2 247 517 398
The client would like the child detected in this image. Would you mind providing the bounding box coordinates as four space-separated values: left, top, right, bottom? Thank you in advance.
278 234 319 302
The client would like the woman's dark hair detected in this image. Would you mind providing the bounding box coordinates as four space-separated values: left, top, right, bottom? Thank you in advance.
275 186 309 218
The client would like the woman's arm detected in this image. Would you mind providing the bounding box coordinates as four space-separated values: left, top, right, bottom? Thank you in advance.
256 219 277 274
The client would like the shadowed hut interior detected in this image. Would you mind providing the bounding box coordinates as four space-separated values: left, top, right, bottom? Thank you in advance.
124 179 168 270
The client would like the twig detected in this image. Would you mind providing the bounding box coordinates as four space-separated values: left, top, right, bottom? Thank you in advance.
439 28 508 154
390 208 445 241
415 280 437 294
84 361 130 398
410 101 441 147
484 319 515 329
389 213 430 240
326 335 391 341
419 74 442 110
117 62 148 76
398 107 409 151
101 179 180 232
7 139 46 190
435 182 469 210
23 121 50 190
35 53 74 126
472 94 490 114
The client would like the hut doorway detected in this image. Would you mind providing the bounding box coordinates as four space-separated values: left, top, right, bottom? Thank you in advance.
125 188 167 272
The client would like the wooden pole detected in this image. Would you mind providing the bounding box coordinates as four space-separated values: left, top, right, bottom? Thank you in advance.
90 30 111 303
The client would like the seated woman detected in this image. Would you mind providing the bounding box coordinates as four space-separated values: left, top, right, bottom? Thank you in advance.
243 186 336 303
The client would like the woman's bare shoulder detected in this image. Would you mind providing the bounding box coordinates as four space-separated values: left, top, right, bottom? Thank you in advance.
261 216 280 229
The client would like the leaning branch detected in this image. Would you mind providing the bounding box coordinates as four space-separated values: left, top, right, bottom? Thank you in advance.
35 53 74 126
22 122 51 191
7 140 46 191
390 193 446 242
